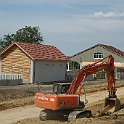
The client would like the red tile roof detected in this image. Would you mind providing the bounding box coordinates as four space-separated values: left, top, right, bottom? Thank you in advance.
100 44 124 57
2 42 69 61
71 43 124 58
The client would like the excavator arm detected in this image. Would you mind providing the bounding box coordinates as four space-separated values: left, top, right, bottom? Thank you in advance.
66 55 121 115
67 55 116 98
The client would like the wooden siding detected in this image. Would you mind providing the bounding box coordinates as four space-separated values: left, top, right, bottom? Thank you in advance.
1 45 31 83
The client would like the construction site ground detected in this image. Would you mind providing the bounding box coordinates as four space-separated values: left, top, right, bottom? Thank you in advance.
1 80 124 124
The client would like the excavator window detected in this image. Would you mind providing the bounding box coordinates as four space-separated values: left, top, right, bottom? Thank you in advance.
53 83 70 94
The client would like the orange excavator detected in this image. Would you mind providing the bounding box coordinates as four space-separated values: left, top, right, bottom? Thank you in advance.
35 55 121 121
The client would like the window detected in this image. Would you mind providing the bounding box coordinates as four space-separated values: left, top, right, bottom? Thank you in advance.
94 52 103 59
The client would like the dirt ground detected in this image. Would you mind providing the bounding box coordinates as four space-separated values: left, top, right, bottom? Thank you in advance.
0 84 52 102
14 97 124 124
0 84 52 111
1 80 124 124
0 80 124 111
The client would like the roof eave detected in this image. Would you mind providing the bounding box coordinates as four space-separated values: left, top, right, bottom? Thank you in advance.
70 44 101 58
0 43 15 56
33 58 69 61
0 42 34 60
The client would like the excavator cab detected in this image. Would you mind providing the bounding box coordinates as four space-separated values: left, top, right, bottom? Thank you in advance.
53 83 71 94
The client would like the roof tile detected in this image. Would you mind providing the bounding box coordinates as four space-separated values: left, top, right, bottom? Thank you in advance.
14 42 69 61
71 43 124 58
100 44 124 58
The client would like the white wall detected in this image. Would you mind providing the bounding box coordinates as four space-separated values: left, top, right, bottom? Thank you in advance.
34 60 67 82
30 60 34 83
0 56 1 72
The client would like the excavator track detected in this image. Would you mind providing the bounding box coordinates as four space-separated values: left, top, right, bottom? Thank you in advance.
68 109 91 122
39 109 91 121
39 109 68 121
39 110 48 121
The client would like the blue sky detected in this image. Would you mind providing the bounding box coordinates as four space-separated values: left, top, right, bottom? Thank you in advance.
0 0 124 56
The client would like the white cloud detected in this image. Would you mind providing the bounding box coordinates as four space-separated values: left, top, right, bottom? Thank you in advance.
94 11 124 18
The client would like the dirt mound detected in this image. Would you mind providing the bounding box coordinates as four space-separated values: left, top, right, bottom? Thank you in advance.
0 80 124 102
0 97 34 111
0 84 52 102
0 80 124 111
0 84 53 111
83 80 124 94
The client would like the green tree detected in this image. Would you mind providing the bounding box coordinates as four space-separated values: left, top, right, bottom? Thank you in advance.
0 26 43 49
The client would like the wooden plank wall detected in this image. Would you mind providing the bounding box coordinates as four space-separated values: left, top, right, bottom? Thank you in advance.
1 45 31 83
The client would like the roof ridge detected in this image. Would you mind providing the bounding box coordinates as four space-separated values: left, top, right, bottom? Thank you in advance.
15 41 55 48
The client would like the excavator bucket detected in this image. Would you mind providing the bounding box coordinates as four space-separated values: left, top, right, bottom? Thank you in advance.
101 97 121 115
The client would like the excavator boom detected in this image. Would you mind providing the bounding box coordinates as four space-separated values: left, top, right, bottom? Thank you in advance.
67 55 116 98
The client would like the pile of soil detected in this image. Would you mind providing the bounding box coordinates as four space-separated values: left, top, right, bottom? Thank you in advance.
0 80 124 102
0 80 124 111
82 80 124 93
0 84 52 102
0 84 52 111
0 97 34 111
